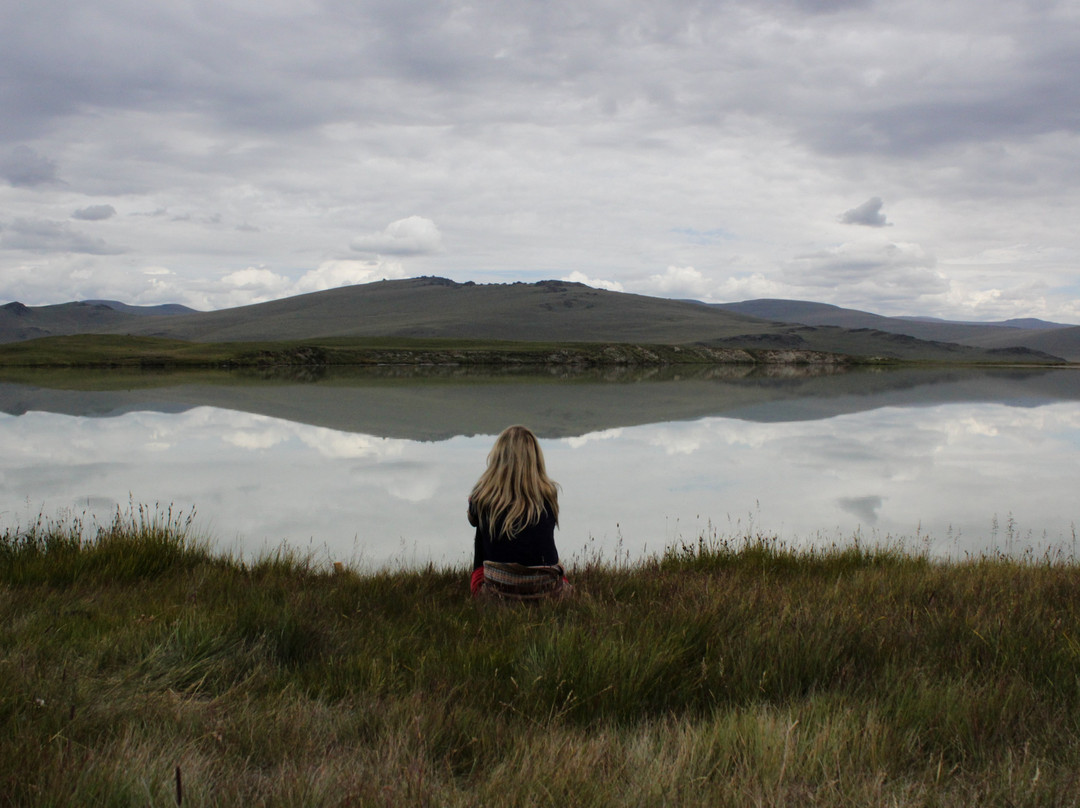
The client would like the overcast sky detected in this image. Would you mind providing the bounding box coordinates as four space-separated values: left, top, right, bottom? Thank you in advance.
3 0 1079 321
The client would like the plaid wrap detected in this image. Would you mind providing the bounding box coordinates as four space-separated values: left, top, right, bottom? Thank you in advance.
481 561 566 601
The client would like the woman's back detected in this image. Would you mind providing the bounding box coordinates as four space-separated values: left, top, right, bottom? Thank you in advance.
467 425 566 598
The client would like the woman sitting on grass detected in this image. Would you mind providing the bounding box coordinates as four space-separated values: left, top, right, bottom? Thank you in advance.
468 425 570 600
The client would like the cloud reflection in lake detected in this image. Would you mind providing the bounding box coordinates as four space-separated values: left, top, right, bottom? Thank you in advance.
1 367 1078 566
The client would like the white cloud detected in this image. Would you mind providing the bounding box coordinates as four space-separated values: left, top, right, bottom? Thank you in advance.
294 259 407 293
562 271 623 292
636 266 714 300
350 216 443 256
220 267 293 301
629 267 789 305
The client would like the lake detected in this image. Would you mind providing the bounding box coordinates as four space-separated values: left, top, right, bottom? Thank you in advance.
2 365 1078 568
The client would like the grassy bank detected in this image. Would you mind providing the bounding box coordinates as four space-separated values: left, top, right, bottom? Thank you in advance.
0 333 882 369
3 513 1080 806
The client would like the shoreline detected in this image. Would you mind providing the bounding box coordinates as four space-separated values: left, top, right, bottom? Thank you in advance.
1 333 1072 370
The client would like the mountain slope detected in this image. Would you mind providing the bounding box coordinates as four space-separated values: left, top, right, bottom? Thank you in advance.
98 278 766 344
1 301 139 344
2 279 1069 363
82 300 198 317
710 299 1080 361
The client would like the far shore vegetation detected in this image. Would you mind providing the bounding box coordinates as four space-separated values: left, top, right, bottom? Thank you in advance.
3 506 1080 806
0 333 1070 371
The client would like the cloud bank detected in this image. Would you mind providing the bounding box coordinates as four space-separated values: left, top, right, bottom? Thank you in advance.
0 0 1077 322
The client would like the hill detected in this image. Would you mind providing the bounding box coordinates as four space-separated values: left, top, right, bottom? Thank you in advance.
90 277 1066 362
709 298 1080 361
0 301 141 344
82 300 198 317
1 279 1070 363
0 300 196 344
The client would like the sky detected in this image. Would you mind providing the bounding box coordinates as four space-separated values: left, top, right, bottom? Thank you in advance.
2 0 1079 322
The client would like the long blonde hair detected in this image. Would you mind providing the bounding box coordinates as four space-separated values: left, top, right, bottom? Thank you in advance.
470 425 559 537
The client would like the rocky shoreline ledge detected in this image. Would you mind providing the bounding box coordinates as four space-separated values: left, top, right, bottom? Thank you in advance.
239 343 876 368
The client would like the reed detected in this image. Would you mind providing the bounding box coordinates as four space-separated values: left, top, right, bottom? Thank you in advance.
3 511 1079 806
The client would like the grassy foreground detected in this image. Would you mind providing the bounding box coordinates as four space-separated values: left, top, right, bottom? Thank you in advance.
3 512 1080 807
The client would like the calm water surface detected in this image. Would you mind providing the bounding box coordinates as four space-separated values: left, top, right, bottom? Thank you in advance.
2 366 1078 567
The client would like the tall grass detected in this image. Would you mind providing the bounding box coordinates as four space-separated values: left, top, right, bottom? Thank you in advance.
3 514 1080 806
0 502 211 585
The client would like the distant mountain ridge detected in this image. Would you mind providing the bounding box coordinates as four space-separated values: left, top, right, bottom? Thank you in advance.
896 316 1067 330
82 300 198 317
704 298 1080 361
1 279 1074 362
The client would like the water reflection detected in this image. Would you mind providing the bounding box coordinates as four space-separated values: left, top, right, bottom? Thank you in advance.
3 365 1079 439
1 366 1078 565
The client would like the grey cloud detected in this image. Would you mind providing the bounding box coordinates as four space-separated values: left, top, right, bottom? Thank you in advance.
1 0 1079 320
0 218 126 255
3 0 1075 155
786 243 947 297
840 197 890 227
837 495 883 524
72 204 117 221
0 145 60 187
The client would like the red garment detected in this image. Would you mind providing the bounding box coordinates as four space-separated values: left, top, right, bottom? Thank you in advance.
470 566 485 596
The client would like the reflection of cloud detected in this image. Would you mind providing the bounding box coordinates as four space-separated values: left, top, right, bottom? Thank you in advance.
225 429 289 450
648 428 704 456
386 476 439 503
564 428 624 449
299 428 406 459
957 416 999 437
6 388 1080 565
837 495 884 524
352 460 440 504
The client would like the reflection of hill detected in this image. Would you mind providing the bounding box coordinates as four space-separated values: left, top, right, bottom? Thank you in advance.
3 366 1079 440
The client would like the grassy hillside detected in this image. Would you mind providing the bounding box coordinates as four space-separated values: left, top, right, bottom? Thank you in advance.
0 301 139 343
3 511 1080 806
712 299 1080 361
4 279 1071 363
98 278 774 344
960 324 1080 361
0 333 875 372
